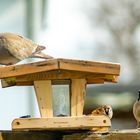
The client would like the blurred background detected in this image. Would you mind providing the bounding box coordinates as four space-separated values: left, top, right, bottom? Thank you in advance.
0 0 140 130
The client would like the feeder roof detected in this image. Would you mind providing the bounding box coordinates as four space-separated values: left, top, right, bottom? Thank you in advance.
0 58 120 87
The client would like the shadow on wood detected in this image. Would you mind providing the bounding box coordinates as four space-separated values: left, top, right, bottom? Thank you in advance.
0 129 140 140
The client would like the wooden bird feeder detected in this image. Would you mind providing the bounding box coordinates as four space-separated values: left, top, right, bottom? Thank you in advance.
0 58 120 132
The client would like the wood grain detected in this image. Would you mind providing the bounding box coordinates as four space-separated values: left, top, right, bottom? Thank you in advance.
70 79 87 116
0 129 140 140
1 71 119 88
12 116 111 130
58 58 120 75
0 58 120 79
0 59 58 78
34 80 53 117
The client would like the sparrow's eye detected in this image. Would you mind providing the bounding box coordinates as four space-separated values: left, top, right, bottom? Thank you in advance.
105 108 109 115
108 108 112 113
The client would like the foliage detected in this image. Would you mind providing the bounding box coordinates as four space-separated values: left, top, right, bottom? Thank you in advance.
84 0 140 83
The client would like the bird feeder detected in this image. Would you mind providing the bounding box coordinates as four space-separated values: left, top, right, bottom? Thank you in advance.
0 58 120 132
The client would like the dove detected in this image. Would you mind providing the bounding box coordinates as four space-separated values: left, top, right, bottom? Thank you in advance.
89 105 113 119
0 32 53 65
133 91 140 128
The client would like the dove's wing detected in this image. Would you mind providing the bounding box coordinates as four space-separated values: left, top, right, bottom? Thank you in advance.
0 33 38 60
0 45 19 65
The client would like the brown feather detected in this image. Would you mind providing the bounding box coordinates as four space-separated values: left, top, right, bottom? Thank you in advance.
0 32 53 65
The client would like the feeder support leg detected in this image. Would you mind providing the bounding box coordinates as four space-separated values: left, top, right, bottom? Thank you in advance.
34 80 53 117
70 79 87 116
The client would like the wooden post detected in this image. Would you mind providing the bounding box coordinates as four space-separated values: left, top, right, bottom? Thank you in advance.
70 79 87 116
34 80 53 117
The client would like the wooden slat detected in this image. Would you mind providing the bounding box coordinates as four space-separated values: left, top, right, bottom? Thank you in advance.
14 70 118 81
0 133 2 140
15 71 118 82
1 77 17 87
0 58 120 79
0 59 58 79
12 116 111 130
63 129 140 140
70 79 87 116
86 79 105 84
1 71 119 87
34 80 53 117
1 129 140 140
0 78 106 87
1 79 70 88
58 58 120 75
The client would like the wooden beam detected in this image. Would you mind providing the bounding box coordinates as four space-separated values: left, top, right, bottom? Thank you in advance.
1 77 16 87
34 80 53 117
14 71 118 83
1 129 140 140
1 79 71 88
1 70 119 88
0 59 58 79
58 58 120 75
63 129 140 140
12 116 111 130
70 79 87 116
0 58 120 79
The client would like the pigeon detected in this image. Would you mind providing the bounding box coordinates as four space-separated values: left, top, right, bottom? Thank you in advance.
0 32 53 65
133 91 140 128
89 105 113 119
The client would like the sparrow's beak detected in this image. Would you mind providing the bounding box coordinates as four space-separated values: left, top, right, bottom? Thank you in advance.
105 108 109 115
138 91 140 101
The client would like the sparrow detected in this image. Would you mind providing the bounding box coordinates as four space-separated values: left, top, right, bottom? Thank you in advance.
133 91 140 128
0 32 53 65
89 105 113 119
88 105 113 132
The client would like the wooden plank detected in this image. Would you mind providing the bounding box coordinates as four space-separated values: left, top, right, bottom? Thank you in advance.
63 129 140 140
0 78 105 88
11 69 119 82
1 78 17 87
14 71 118 83
76 79 87 116
0 59 58 79
58 58 120 75
1 79 70 88
1 72 119 88
70 79 87 116
12 116 111 130
0 133 2 140
0 131 60 140
34 80 53 117
0 129 140 140
86 79 105 84
0 58 120 79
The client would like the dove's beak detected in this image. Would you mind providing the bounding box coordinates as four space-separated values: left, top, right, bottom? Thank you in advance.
32 52 53 59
